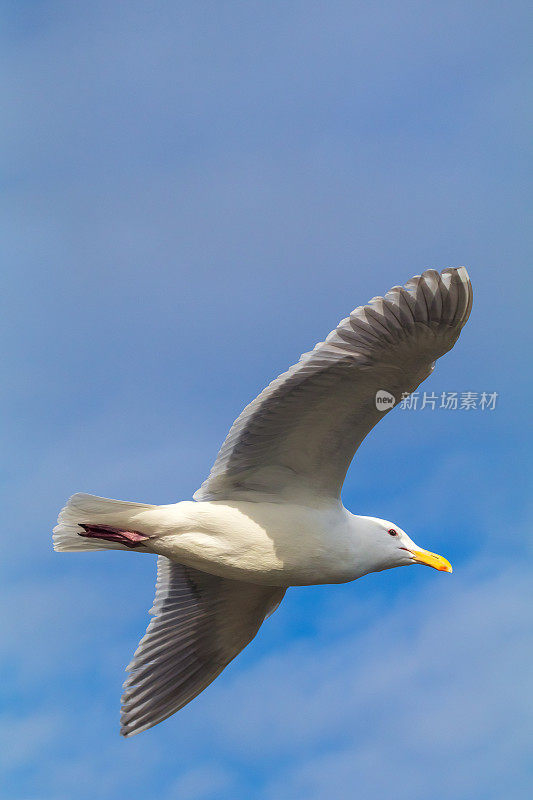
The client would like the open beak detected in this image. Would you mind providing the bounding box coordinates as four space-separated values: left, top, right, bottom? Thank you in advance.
410 548 453 573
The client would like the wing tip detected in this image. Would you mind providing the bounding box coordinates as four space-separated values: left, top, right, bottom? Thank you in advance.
440 265 473 326
401 265 472 328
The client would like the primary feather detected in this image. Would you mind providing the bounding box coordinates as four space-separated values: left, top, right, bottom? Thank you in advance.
120 557 284 736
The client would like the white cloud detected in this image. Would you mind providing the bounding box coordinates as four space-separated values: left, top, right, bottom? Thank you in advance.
193 561 533 799
2 539 531 800
167 764 236 800
0 711 63 772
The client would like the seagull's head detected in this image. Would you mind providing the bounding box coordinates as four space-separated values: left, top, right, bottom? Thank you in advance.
356 516 453 575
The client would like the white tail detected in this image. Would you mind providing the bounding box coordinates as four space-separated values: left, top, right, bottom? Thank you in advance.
53 493 155 552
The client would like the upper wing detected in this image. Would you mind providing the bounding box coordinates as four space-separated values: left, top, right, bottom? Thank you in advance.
194 267 473 502
120 556 285 736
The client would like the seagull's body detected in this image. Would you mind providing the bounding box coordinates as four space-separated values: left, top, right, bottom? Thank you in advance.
74 499 414 586
126 499 359 586
53 266 472 736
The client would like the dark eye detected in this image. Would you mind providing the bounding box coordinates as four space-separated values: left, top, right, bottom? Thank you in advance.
388 528 398 536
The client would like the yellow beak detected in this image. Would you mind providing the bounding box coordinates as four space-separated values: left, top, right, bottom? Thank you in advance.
410 548 453 573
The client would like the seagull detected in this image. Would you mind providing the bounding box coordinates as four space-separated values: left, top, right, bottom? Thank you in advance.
53 266 472 737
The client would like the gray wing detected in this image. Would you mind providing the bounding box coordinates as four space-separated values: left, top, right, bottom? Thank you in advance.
194 267 473 502
120 556 285 736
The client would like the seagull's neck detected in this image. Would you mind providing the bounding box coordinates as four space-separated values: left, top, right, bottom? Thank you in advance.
344 513 394 577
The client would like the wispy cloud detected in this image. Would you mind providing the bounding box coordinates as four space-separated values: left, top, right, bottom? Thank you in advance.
202 562 533 799
2 554 531 799
166 764 237 800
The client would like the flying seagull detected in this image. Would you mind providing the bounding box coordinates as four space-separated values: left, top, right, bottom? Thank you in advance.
53 266 472 736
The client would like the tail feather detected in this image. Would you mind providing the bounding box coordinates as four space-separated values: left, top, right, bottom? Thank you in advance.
53 493 155 552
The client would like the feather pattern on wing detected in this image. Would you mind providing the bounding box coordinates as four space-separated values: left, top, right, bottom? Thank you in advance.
193 267 473 502
120 557 285 736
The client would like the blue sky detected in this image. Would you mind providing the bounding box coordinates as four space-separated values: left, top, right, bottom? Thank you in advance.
2 1 532 798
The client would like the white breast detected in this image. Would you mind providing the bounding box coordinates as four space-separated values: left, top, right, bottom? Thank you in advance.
141 499 359 586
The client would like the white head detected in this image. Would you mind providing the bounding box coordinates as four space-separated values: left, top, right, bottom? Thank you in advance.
353 515 452 576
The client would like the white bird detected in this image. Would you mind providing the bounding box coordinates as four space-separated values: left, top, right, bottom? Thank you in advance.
53 266 472 736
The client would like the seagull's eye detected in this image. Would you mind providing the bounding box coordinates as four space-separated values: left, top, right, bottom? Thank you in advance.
388 528 398 536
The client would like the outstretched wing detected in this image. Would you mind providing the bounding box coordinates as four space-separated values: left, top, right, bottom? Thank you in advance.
121 557 285 736
194 267 473 502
